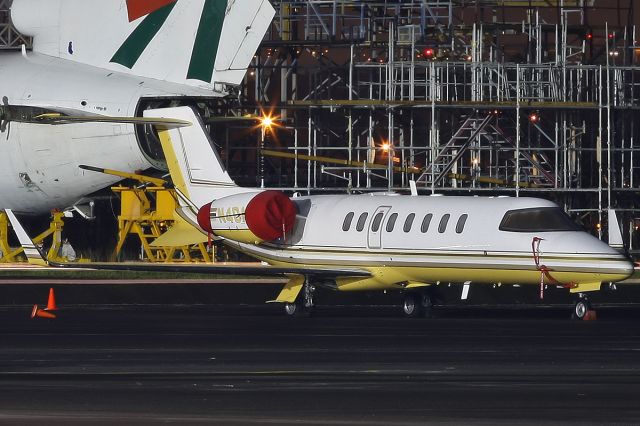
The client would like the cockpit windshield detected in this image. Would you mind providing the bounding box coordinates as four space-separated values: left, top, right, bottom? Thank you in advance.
499 207 580 232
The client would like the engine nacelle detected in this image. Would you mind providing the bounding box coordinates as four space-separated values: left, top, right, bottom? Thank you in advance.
197 191 297 244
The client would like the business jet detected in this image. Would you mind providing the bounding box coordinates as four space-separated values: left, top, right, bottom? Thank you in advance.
9 106 632 320
0 0 274 214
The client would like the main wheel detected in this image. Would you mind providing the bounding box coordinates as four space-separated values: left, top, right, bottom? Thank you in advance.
421 293 434 318
284 300 302 316
402 293 424 318
284 299 313 317
572 299 591 320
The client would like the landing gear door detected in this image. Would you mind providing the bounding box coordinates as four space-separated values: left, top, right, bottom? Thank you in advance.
367 206 391 249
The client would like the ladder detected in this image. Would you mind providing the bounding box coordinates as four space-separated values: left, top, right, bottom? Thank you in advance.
417 114 494 187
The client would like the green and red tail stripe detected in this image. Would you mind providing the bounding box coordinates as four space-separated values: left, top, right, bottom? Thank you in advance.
111 0 227 83
126 0 177 22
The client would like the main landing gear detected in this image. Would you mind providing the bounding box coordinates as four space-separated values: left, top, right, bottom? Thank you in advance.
572 294 596 321
284 281 316 317
402 291 433 318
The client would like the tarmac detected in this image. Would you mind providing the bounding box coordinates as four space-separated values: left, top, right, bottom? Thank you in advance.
2 300 640 425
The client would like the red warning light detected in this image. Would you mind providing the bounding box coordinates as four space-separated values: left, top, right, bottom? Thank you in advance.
608 33 615 39
585 33 593 40
422 48 434 58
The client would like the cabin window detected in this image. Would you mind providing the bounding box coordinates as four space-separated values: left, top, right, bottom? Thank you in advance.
421 213 433 233
499 207 580 232
356 212 368 232
342 212 355 231
404 213 415 232
438 214 450 233
386 213 398 232
456 214 468 234
371 212 384 232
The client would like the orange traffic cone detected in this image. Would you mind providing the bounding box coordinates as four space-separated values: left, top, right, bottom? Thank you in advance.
45 288 57 311
31 304 56 319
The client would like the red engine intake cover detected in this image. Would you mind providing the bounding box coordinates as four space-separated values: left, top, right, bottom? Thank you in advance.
197 202 213 233
245 191 297 241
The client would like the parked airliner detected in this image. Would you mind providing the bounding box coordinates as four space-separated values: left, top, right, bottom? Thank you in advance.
0 0 274 214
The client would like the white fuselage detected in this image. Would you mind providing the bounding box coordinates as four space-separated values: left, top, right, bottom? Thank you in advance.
225 194 632 290
0 52 215 213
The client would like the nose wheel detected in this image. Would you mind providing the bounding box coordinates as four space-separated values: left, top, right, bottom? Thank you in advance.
572 295 596 321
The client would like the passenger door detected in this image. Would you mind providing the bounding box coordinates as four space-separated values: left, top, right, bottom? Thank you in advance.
367 206 391 249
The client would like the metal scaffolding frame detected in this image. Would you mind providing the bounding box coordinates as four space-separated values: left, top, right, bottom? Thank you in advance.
238 0 640 248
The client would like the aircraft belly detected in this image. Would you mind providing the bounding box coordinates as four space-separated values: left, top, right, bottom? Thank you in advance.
232 242 630 290
0 122 148 213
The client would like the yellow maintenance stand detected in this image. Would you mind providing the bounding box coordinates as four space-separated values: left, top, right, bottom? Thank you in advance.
79 166 211 263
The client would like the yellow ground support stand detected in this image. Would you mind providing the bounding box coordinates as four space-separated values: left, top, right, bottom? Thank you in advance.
112 185 212 263
0 211 67 263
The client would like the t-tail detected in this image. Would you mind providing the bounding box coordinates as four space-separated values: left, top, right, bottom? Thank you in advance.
144 106 254 220
10 0 275 89
5 210 47 266
147 106 301 246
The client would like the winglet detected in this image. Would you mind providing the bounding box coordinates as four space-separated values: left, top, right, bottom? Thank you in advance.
5 209 48 266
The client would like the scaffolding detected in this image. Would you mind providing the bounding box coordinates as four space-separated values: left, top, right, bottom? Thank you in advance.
227 0 640 249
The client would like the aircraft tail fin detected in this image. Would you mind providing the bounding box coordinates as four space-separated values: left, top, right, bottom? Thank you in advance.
144 106 253 210
5 210 47 266
11 0 274 89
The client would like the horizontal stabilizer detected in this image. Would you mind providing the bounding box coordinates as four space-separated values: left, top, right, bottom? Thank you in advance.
33 113 191 128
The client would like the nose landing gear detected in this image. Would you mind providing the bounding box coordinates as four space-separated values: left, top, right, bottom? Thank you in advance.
572 294 596 321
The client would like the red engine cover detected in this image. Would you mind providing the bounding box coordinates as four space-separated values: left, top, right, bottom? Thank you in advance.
245 191 297 241
197 202 213 233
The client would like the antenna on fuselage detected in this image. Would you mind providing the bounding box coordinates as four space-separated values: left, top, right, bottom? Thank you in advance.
409 180 418 197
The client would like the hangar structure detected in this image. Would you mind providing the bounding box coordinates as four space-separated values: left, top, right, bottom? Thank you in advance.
2 1 640 251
